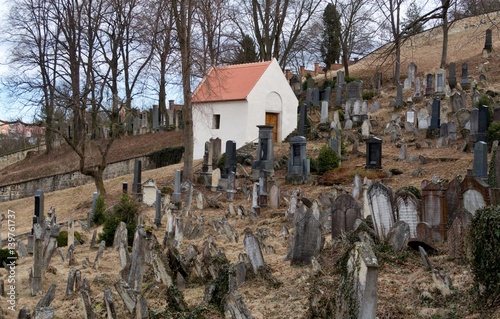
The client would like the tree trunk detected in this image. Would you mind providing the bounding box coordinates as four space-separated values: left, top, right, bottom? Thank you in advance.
440 0 450 69
394 40 401 85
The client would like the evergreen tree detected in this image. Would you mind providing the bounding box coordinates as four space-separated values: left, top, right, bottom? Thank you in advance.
402 1 424 36
232 34 259 64
320 3 341 71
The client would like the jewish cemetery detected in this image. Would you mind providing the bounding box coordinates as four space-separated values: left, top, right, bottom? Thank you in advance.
0 7 499 319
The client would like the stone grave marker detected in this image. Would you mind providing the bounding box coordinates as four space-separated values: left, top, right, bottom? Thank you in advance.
346 81 362 100
484 29 492 52
407 62 417 83
251 125 274 180
370 100 381 113
395 191 420 239
477 105 489 142
421 180 448 242
298 103 307 136
461 63 470 90
243 229 265 274
461 170 489 216
365 137 382 169
398 144 407 160
448 62 457 89
361 120 371 138
473 141 488 180
320 101 328 123
435 68 446 95
224 140 237 178
286 136 309 184
425 74 434 96
269 184 280 209
451 90 466 112
396 83 404 106
142 179 157 206
155 190 162 226
417 108 430 130
414 77 422 99
367 182 394 240
375 72 382 94
331 194 361 239
132 159 142 195
387 221 410 252
352 100 361 122
429 99 441 129
173 169 182 205
288 201 323 265
336 236 378 319
445 177 462 226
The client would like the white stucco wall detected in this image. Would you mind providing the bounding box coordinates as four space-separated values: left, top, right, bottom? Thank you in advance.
246 59 298 142
192 100 249 159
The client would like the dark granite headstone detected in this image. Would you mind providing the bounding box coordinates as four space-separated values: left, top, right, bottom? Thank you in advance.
429 99 441 129
224 140 237 178
365 137 382 169
34 189 44 223
122 182 128 194
477 105 489 142
473 141 488 180
461 63 470 90
484 29 492 51
313 88 320 106
448 62 456 89
425 74 434 96
331 194 361 239
298 104 307 136
132 159 142 194
251 125 275 179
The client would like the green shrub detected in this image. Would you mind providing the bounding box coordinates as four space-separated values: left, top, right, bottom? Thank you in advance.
322 79 336 89
316 145 340 175
57 230 83 247
92 195 106 226
362 90 375 100
98 194 139 247
400 185 422 200
0 248 17 268
309 157 318 173
469 206 500 300
217 153 226 171
486 122 500 148
344 76 357 84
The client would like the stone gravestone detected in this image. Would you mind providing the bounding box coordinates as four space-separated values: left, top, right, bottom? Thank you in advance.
142 179 157 206
473 141 488 181
421 180 448 242
470 107 479 140
132 159 142 195
346 81 362 100
173 169 182 206
483 29 492 52
461 63 470 90
365 137 382 169
367 182 395 241
451 90 466 112
331 194 361 239
361 120 370 138
288 201 323 265
494 107 500 122
251 125 274 179
320 101 328 123
335 71 344 106
223 140 237 179
477 105 489 142
448 62 457 89
269 184 280 209
298 103 307 136
313 88 320 106
445 177 462 227
336 237 378 319
414 77 422 99
395 83 404 107
435 68 446 95
425 74 434 96
155 190 162 226
243 229 265 274
395 191 420 239
286 136 310 184
211 168 221 192
461 169 489 216
417 108 430 130
429 99 441 129
211 138 222 170
34 189 45 227
407 62 417 84
375 72 382 94
370 100 381 113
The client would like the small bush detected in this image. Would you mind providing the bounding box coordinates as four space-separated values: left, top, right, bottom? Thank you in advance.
487 122 500 148
469 206 500 301
309 157 318 173
400 185 422 199
57 230 83 247
98 194 139 247
92 195 106 226
344 76 357 84
362 90 375 100
217 153 226 171
317 145 340 175
0 248 17 268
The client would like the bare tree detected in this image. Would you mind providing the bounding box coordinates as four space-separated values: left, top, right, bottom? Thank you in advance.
172 0 195 182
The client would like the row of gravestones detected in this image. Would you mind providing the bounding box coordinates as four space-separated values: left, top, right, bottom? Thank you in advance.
330 170 489 247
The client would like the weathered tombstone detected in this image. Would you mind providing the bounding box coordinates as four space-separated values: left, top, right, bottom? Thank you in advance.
352 100 361 123
367 182 394 240
435 68 446 95
336 236 378 319
251 183 260 214
258 170 268 207
173 170 182 205
313 88 320 106
142 179 157 206
462 169 489 215
483 29 492 52
445 177 462 226
451 90 466 112
288 201 323 265
395 191 420 238
223 140 237 179
155 190 162 226
425 74 434 96
331 194 361 238
370 100 381 113
387 221 410 252
335 71 344 106
421 180 448 242
320 101 328 123
122 182 128 194
448 62 457 89
414 77 422 99
34 190 45 228
132 160 142 195
461 63 470 90
395 83 404 106
365 137 382 169
128 228 149 292
417 108 430 130
227 172 236 201
346 81 362 100
477 105 489 142
361 120 371 138
211 168 221 192
407 62 417 83
298 103 307 136
31 224 43 296
329 138 341 157
429 99 441 129
251 125 275 179
406 110 416 126
286 136 310 184
269 184 280 209
375 72 382 94
473 141 488 180
243 229 265 274
398 144 407 161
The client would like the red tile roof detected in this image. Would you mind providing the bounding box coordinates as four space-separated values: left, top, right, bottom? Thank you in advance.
192 61 273 103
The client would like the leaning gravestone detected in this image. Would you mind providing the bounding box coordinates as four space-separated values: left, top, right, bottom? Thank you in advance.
243 229 265 274
421 180 448 242
288 201 323 265
336 235 378 319
331 194 361 239
367 182 395 241
395 191 420 239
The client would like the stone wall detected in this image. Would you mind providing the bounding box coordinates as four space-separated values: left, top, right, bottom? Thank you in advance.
0 145 46 171
0 153 165 203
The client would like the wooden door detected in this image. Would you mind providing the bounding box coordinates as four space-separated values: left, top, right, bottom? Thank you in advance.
265 113 278 142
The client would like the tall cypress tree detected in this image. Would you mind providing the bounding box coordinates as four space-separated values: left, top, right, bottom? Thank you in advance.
320 4 341 71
